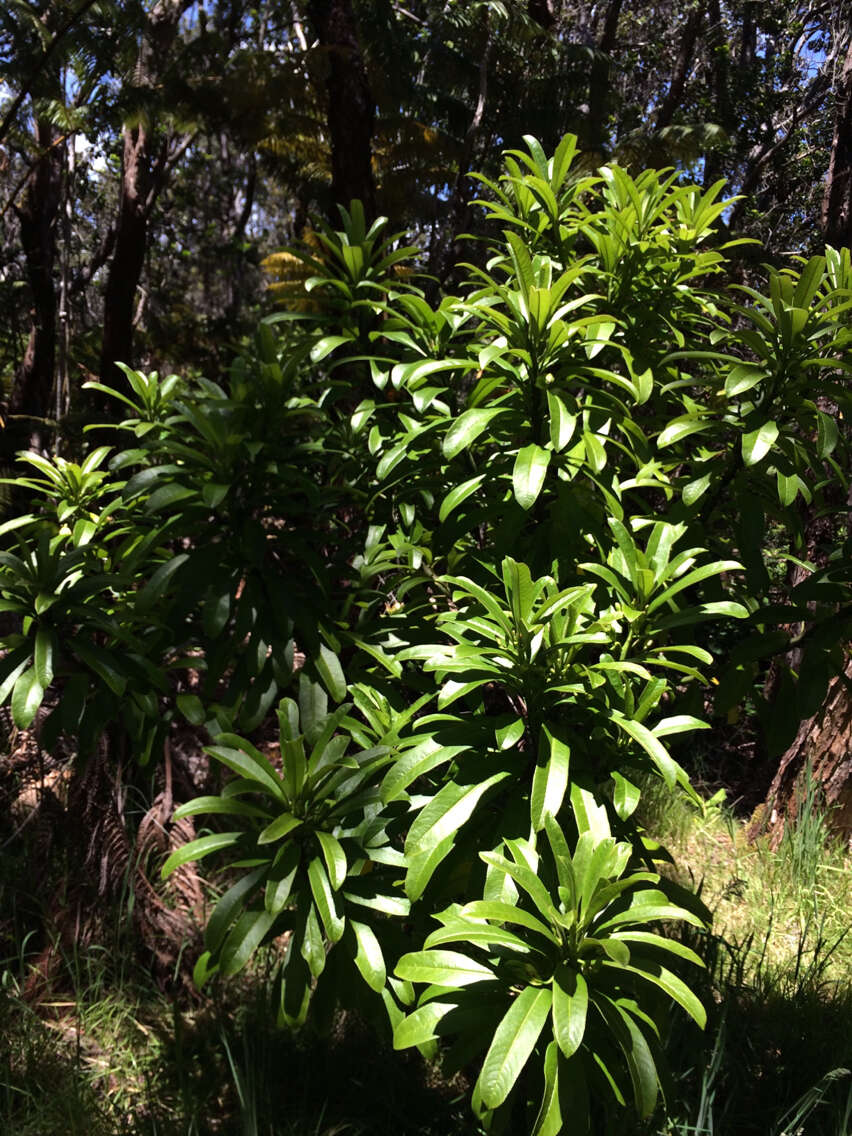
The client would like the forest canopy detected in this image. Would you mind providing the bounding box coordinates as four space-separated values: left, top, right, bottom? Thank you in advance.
0 4 850 1136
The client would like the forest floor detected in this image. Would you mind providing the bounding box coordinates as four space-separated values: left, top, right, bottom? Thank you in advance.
1 783 850 1136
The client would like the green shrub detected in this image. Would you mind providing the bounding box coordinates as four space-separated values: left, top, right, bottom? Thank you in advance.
1 134 849 1134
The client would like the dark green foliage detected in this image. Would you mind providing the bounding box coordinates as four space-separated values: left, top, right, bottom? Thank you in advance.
1 136 849 1133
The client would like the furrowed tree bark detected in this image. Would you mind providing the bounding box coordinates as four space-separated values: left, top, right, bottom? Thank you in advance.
9 117 63 448
822 39 852 250
307 0 376 220
99 0 192 386
759 654 852 844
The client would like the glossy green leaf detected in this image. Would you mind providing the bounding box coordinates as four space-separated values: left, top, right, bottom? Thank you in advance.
11 668 43 729
395 949 495 987
552 965 588 1058
316 830 347 890
443 408 506 459
307 856 345 942
438 474 486 522
350 920 386 992
530 727 570 831
33 628 53 690
161 832 242 879
315 644 346 702
406 771 509 858
610 771 641 820
265 842 301 915
611 713 678 787
220 908 276 976
603 999 659 1117
547 392 576 451
258 812 302 844
477 985 552 1109
741 420 778 466
531 1041 562 1136
393 1000 455 1050
135 553 189 612
512 444 551 510
207 739 286 803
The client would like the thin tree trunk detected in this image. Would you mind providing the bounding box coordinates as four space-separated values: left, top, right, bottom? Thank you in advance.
99 0 191 385
307 0 376 219
584 0 622 158
99 122 151 384
654 6 702 132
428 12 492 284
703 0 731 187
9 117 62 447
822 39 852 250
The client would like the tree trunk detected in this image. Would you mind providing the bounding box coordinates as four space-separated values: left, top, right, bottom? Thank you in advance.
428 11 492 285
584 0 622 158
760 654 852 844
654 6 702 132
822 39 852 250
9 117 62 447
307 0 376 219
99 122 152 384
99 0 191 385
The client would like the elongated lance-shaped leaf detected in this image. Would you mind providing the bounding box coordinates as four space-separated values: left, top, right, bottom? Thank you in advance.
206 867 267 953
258 812 302 844
307 856 345 942
380 738 467 803
598 997 659 1118
479 851 556 924
349 920 386 992
174 796 271 820
405 771 509 859
443 408 507 459
513 444 551 510
601 961 707 1027
476 985 553 1110
530 726 570 831
206 738 287 803
570 783 611 842
161 832 242 879
404 834 455 903
646 559 742 614
439 474 487 522
220 908 277 977
11 669 43 729
316 830 347 890
424 917 534 955
610 931 705 968
552 964 588 1058
610 713 679 788
300 901 326 978
393 1000 457 1050
265 842 301 916
443 574 513 633
395 949 496 988
460 900 557 943
532 1040 562 1136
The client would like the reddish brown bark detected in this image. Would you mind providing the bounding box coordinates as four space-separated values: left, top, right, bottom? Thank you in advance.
762 653 852 843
